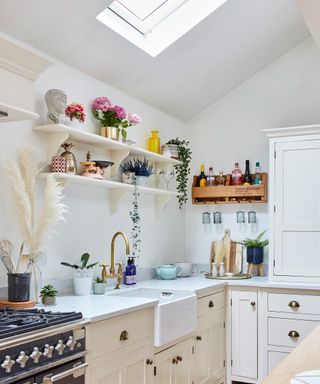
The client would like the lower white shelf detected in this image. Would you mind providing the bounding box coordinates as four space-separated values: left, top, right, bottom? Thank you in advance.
39 173 182 216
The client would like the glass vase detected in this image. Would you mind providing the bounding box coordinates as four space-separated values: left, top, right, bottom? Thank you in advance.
148 130 161 154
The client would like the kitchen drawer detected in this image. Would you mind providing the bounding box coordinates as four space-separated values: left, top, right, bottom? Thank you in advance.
268 317 319 348
91 308 153 359
198 291 224 318
268 293 320 316
267 350 289 373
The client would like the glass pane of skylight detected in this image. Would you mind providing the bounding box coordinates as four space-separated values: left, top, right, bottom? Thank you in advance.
117 0 168 21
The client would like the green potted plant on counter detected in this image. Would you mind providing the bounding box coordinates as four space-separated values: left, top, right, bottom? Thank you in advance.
93 277 106 295
241 230 269 265
61 253 98 296
40 284 58 306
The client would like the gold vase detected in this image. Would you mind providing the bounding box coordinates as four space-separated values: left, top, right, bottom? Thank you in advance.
100 126 120 141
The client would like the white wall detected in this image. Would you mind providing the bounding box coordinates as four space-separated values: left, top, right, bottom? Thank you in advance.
185 37 320 273
0 47 186 288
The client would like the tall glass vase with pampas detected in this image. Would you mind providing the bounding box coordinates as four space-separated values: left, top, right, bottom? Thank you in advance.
6 148 67 302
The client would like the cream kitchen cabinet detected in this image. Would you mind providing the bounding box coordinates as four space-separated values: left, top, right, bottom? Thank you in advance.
87 307 155 384
264 125 320 282
230 290 258 381
154 337 195 384
195 290 225 384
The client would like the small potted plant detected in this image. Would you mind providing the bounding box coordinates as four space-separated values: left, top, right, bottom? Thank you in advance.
65 102 86 128
241 230 269 265
61 253 98 296
93 277 106 295
91 96 140 140
40 284 58 306
120 157 154 186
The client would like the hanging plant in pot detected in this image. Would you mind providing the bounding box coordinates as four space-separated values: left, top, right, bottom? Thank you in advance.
61 253 98 296
120 157 154 186
166 138 192 209
241 230 269 265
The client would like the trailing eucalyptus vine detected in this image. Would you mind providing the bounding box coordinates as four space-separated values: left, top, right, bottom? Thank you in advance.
129 182 141 263
166 138 192 210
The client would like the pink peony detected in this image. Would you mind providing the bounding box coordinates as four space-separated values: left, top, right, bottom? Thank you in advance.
112 105 126 120
128 112 141 125
91 96 113 112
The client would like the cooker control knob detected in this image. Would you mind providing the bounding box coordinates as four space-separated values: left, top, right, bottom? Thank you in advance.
1 356 15 373
30 347 42 364
16 351 29 368
55 340 66 355
66 336 77 351
43 344 54 358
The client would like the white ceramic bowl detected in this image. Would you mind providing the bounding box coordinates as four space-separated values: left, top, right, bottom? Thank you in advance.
172 262 195 277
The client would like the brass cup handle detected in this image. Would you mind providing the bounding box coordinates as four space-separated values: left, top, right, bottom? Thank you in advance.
288 300 300 308
288 330 300 338
146 359 153 365
177 356 183 362
208 300 214 308
250 301 256 307
172 358 178 364
120 330 129 341
196 336 202 341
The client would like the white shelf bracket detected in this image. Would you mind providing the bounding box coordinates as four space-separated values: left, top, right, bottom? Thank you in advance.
155 194 172 217
109 188 130 214
46 133 70 163
110 150 130 177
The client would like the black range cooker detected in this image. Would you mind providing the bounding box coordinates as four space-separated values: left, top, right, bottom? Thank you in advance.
0 308 88 384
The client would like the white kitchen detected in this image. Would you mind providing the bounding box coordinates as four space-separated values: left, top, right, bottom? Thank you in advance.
1 1 320 383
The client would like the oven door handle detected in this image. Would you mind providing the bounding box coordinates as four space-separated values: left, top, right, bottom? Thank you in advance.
42 362 88 383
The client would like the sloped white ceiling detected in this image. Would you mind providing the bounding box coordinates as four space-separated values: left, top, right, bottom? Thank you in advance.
0 0 310 121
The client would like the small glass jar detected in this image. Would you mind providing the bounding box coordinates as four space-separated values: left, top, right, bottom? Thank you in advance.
148 131 161 154
216 171 225 186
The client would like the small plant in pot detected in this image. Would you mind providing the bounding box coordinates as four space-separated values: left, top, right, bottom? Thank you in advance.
120 157 154 186
241 230 269 265
61 253 98 296
40 284 58 306
93 277 106 295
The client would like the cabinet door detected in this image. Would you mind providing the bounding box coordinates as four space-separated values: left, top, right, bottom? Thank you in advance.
155 338 194 384
211 308 225 381
231 290 258 379
274 140 320 277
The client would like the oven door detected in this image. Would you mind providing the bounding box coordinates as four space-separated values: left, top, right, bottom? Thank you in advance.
35 359 87 384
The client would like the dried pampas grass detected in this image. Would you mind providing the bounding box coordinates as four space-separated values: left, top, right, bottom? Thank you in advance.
5 148 68 257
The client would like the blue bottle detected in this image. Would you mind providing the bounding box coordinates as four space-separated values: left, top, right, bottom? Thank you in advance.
125 258 133 285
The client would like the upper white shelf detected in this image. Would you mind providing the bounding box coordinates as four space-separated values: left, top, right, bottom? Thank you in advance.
0 102 40 122
33 123 182 167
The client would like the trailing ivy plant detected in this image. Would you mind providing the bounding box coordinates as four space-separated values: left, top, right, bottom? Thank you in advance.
130 182 141 264
166 138 192 209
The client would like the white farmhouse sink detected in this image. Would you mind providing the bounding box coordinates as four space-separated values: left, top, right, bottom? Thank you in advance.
108 288 197 346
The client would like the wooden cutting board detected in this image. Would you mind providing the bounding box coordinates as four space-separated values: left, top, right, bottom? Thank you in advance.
0 300 36 309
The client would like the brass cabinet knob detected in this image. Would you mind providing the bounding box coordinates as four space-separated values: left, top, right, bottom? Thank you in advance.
172 358 178 364
288 300 300 308
120 330 129 341
288 330 300 338
250 301 256 307
208 300 214 308
196 336 202 341
177 356 183 362
146 359 153 365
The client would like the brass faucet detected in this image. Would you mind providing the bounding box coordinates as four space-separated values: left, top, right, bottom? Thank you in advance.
106 231 130 289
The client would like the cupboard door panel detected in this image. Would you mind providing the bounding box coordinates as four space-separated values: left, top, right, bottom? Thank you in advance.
212 308 225 381
274 140 320 277
195 318 211 384
231 291 257 379
267 351 289 374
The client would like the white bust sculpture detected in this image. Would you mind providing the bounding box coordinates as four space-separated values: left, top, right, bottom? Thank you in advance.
45 89 67 124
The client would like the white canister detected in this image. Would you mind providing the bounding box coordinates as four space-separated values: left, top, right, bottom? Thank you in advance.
218 262 225 277
211 263 218 277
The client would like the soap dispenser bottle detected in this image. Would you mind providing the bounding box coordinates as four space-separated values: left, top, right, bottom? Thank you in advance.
125 258 133 285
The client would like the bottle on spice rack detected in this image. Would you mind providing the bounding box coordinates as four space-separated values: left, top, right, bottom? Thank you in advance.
125 258 133 285
243 160 252 186
254 162 262 184
207 167 215 186
232 162 242 185
216 171 225 186
199 164 207 187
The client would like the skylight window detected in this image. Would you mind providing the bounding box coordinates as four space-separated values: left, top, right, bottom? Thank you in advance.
97 0 229 57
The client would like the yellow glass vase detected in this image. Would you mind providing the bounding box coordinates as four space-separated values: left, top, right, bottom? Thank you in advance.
148 130 161 154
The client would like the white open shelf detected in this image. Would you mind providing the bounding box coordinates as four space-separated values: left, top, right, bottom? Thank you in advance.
33 123 182 176
39 173 182 216
0 102 39 122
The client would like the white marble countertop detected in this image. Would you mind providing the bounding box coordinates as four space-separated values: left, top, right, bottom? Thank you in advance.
291 370 320 384
45 275 320 323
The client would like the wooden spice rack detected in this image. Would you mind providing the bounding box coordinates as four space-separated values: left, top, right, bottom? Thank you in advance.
192 173 268 204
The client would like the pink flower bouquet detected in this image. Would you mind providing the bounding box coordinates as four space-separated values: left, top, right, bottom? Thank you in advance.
65 102 86 123
91 96 141 138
